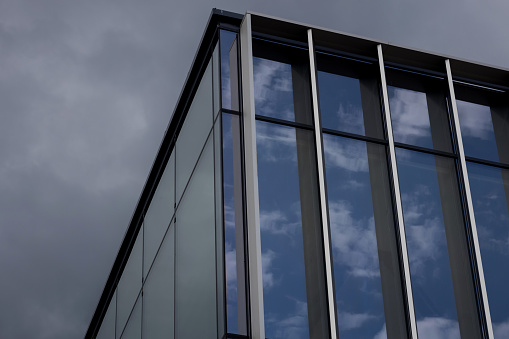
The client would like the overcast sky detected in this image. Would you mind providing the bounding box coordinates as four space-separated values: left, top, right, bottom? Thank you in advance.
0 0 508 338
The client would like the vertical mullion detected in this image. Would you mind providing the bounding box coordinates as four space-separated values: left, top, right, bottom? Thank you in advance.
239 14 265 339
306 28 337 339
377 44 418 339
445 59 494 339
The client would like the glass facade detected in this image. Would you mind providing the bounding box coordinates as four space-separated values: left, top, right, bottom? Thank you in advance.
89 11 509 339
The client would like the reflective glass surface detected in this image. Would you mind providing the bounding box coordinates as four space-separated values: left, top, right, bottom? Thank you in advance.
457 100 499 162
253 39 313 125
388 86 433 149
143 223 174 339
176 137 216 339
116 228 142 338
323 135 386 338
396 149 460 337
176 60 213 201
223 113 247 334
96 291 116 339
316 54 384 138
467 162 509 337
143 152 174 278
120 295 141 339
387 70 452 152
221 30 237 110
256 120 328 339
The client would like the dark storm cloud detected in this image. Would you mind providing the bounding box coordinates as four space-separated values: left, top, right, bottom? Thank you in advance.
0 0 507 338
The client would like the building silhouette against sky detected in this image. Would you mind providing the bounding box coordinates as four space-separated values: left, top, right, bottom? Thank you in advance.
86 9 509 339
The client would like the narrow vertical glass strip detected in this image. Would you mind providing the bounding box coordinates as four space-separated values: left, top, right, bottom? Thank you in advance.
223 113 247 335
221 30 238 110
256 120 329 339
396 149 463 338
467 163 509 338
175 137 216 338
215 116 225 339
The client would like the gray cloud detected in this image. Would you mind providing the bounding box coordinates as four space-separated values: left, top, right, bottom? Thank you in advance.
0 0 508 338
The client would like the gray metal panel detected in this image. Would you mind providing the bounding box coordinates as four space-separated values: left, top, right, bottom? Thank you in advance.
377 44 418 339
445 59 494 339
239 14 265 339
307 28 338 339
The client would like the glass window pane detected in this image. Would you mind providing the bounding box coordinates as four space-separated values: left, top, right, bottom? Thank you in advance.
316 54 384 138
323 135 406 338
252 39 313 125
396 149 481 338
120 295 141 339
223 113 247 335
143 223 174 339
144 152 174 278
175 136 217 338
220 30 238 111
256 121 329 339
116 228 142 338
213 42 220 118
457 100 499 162
387 69 452 152
96 291 116 339
176 60 213 201
467 162 509 336
455 85 509 165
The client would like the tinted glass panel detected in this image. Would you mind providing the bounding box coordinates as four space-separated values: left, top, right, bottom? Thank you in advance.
96 291 116 339
215 118 225 338
323 135 405 338
316 54 384 138
457 100 498 162
221 30 238 110
256 120 329 339
144 152 174 278
176 137 216 338
223 113 247 335
397 149 461 337
120 295 141 339
387 69 452 152
467 162 509 337
176 60 213 201
143 223 174 339
455 85 509 165
116 228 142 338
253 39 313 125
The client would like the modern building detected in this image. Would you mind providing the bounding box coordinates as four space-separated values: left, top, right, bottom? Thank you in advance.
85 9 509 339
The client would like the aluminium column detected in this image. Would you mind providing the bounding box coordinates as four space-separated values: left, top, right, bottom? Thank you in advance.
445 59 494 339
306 28 338 339
239 13 265 339
377 44 418 339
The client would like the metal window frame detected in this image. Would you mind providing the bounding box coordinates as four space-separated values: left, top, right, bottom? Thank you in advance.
445 59 494 339
377 44 419 339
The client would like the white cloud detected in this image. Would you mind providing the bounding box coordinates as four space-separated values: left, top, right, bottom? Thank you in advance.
268 298 308 339
260 209 300 235
328 201 380 278
389 87 431 144
416 317 460 339
456 100 494 140
256 121 296 162
494 319 509 338
323 135 369 172
225 246 237 293
338 311 377 330
336 102 364 135
261 250 277 289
